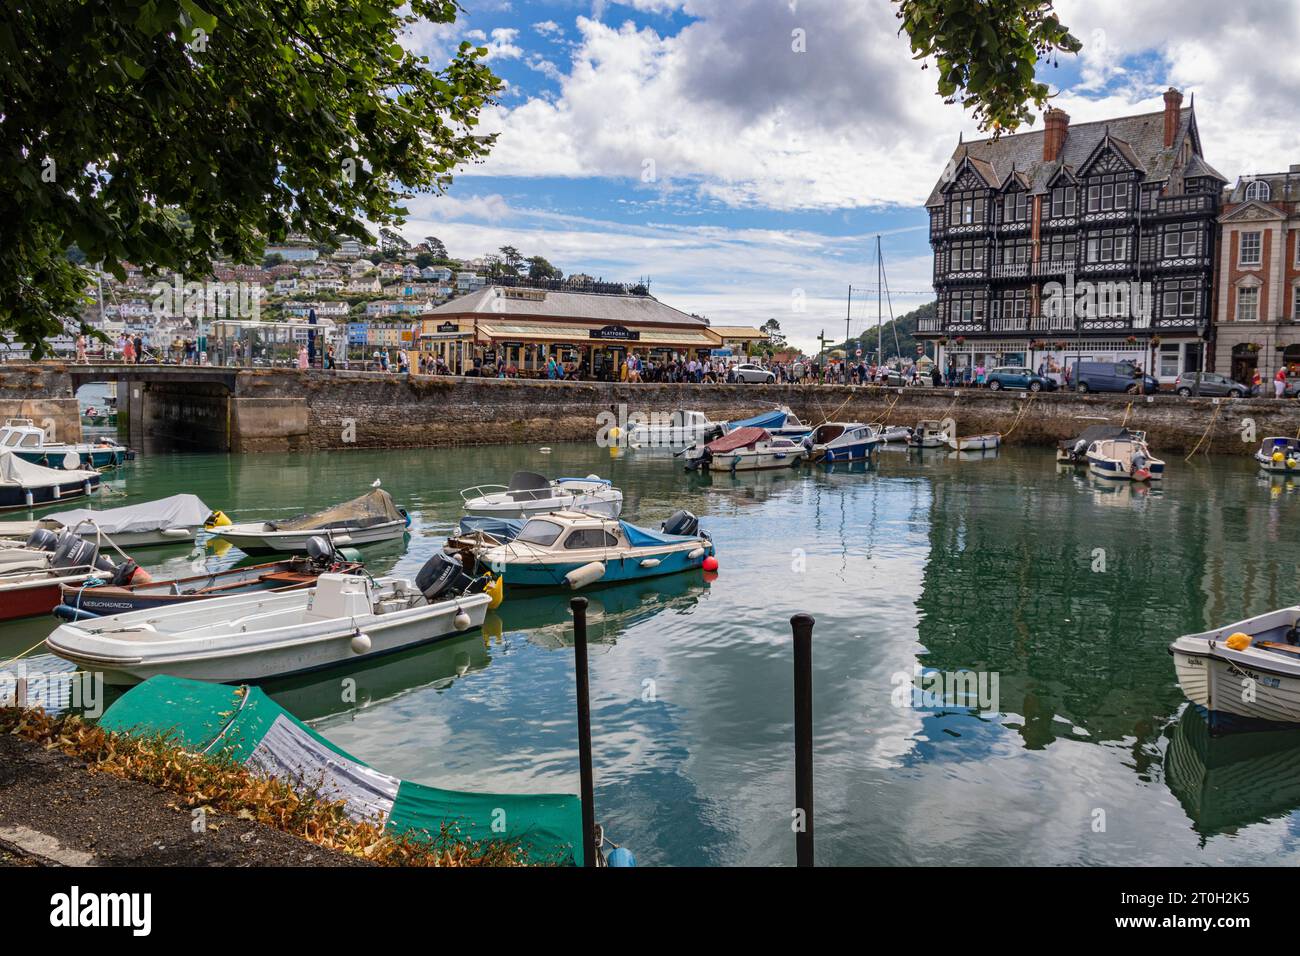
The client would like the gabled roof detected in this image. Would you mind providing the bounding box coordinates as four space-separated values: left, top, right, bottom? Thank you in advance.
425 287 708 328
926 107 1203 207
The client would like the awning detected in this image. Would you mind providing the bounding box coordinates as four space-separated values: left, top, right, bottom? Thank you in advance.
476 322 718 348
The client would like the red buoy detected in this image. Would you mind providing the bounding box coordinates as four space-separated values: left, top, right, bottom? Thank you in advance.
701 555 719 572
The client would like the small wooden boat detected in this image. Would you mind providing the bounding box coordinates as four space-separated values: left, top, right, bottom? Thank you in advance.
946 433 1001 452
56 541 365 619
0 418 128 469
460 472 623 519
216 488 409 554
1170 606 1300 732
1255 437 1300 474
46 558 494 684
907 420 949 449
0 451 101 512
802 422 881 462
0 494 216 547
466 510 714 590
684 426 807 471
0 531 124 622
1085 435 1165 481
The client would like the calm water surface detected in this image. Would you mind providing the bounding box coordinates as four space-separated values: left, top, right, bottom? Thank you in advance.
5 439 1300 866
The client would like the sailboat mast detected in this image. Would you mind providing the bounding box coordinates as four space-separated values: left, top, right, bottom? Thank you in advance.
876 235 883 364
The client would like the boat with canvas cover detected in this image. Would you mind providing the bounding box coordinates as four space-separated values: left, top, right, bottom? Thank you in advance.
1085 434 1165 481
723 406 812 439
55 535 365 619
215 487 410 554
0 493 215 548
871 422 913 443
98 675 606 865
1170 606 1300 732
0 451 101 512
0 529 134 621
1255 437 1300 474
627 410 723 447
0 418 128 470
683 426 807 471
801 422 881 462
460 471 623 519
46 553 495 684
464 509 714 590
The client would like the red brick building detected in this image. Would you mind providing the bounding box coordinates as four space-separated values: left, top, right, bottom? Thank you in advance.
1213 167 1300 383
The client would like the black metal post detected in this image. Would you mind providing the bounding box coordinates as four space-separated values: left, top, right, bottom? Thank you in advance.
571 597 597 868
791 612 815 867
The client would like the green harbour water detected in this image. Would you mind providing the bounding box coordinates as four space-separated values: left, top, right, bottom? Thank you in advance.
5 439 1300 866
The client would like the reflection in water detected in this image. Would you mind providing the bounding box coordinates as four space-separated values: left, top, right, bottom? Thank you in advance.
6 442 1300 863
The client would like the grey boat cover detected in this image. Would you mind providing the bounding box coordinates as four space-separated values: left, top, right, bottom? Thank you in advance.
267 488 402 532
46 494 212 535
1057 425 1142 451
0 451 99 489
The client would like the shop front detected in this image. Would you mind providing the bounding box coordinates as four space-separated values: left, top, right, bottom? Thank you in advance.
474 321 719 379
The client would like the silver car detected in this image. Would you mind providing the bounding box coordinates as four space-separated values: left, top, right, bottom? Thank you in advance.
733 363 775 384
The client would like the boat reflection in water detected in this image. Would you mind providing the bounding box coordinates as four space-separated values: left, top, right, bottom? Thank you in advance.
946 447 1000 464
1164 705 1300 839
489 573 711 651
263 630 491 724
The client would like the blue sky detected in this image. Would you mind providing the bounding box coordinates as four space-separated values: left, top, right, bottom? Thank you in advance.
396 0 1299 351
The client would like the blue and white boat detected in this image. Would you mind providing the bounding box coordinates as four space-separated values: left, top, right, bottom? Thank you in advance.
470 510 714 590
802 422 881 463
724 406 811 439
461 471 623 519
0 418 128 470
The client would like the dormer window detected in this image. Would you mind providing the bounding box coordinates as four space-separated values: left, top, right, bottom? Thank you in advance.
1244 179 1271 202
1049 186 1076 218
1002 191 1029 223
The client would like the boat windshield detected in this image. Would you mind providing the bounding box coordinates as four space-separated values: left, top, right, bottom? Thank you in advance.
516 519 565 547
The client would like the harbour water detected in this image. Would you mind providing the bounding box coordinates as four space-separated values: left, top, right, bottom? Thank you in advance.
4 441 1300 865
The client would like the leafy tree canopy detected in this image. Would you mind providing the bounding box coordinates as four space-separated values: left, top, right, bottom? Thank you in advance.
0 0 502 355
895 0 1081 134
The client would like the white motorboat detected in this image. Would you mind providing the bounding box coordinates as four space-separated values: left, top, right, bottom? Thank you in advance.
1056 426 1147 466
0 451 102 512
216 488 410 554
46 557 494 684
1170 606 1300 731
0 418 128 469
684 426 807 471
627 410 723 448
0 493 215 548
802 422 881 463
907 420 949 449
946 433 1001 452
724 406 812 439
1085 435 1165 481
871 422 913 443
1255 437 1300 474
461 472 623 519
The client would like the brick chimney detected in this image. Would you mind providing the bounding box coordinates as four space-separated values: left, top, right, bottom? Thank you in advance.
1163 87 1184 148
1043 107 1070 162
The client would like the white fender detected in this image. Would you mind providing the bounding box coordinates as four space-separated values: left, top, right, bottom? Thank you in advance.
565 561 606 589
639 558 661 568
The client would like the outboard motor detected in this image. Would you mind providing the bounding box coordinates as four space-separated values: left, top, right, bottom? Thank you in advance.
51 532 99 571
25 528 59 552
305 535 334 565
661 509 699 537
415 551 476 602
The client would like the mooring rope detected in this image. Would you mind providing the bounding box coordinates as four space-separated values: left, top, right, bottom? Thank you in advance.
1001 394 1036 441
0 637 49 671
1184 402 1223 462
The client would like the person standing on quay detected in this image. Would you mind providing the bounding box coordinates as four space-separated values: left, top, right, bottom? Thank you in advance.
123 337 135 363
297 344 308 370
1276 366 1287 399
133 334 144 363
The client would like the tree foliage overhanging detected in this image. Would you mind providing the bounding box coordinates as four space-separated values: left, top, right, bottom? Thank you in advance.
895 0 1081 134
0 0 502 355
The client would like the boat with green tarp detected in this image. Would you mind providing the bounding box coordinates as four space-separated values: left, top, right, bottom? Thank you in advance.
99 674 588 865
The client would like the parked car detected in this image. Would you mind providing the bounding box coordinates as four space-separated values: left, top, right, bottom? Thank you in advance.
1172 372 1248 398
1072 360 1159 394
733 362 775 384
985 366 1058 392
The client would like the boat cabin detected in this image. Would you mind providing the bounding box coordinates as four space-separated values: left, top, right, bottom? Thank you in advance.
0 420 46 450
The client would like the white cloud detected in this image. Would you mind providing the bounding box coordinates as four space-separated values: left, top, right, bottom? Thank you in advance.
532 20 563 37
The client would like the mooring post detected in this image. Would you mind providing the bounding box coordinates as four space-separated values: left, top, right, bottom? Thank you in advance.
571 596 598 868
791 612 815 867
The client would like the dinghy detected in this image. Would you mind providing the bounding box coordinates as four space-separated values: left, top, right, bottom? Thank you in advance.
871 422 913 443
1255 437 1300 474
464 509 714 590
0 418 128 469
1170 606 1300 732
0 451 101 512
46 554 494 684
0 493 216 547
460 472 623 519
56 535 364 619
1086 434 1165 481
0 530 131 621
626 410 723 447
683 426 807 471
802 422 881 462
945 433 1001 452
216 488 410 554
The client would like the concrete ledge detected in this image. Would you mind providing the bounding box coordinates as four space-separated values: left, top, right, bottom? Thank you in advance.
0 398 82 444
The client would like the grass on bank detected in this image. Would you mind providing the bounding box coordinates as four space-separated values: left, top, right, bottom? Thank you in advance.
0 705 529 867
